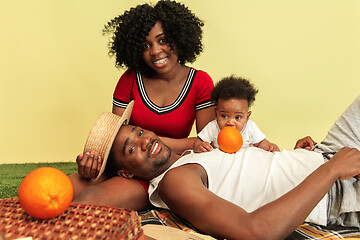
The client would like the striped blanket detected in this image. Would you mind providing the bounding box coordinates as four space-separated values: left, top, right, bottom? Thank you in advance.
139 208 360 239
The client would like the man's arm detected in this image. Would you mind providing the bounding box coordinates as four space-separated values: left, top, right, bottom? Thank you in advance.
158 147 360 240
76 151 102 179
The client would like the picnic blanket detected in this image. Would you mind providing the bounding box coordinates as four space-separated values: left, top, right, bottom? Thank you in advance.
139 208 360 239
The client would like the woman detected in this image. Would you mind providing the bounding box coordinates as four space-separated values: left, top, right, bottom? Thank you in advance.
71 0 214 210
107 0 214 153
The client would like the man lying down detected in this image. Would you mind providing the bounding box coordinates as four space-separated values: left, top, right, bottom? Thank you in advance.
72 96 360 240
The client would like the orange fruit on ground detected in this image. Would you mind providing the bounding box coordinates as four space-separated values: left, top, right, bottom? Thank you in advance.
217 126 243 153
18 167 73 219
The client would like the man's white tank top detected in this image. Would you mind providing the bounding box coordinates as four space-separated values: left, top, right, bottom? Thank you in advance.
149 148 327 225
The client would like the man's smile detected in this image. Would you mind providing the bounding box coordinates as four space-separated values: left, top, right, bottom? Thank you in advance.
149 140 161 157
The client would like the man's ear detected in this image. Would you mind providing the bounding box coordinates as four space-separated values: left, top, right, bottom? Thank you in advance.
247 111 252 120
117 170 134 179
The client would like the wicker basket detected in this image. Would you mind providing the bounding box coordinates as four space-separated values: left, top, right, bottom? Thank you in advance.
0 198 145 240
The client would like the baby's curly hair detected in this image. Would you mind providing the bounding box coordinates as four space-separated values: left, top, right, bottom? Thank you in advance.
211 75 259 107
103 0 204 77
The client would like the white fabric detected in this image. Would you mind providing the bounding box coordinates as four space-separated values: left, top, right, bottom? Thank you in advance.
197 119 266 148
149 148 328 226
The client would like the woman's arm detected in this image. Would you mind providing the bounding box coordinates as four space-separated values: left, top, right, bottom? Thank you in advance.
160 107 215 154
159 137 197 155
112 105 125 116
113 105 213 154
195 107 215 133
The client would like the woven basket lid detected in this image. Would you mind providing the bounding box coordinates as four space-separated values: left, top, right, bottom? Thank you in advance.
83 101 134 180
0 198 145 240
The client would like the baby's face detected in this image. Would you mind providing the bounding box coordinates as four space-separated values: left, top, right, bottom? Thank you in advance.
215 98 251 132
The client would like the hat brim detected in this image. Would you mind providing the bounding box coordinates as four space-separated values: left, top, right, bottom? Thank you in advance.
83 101 134 180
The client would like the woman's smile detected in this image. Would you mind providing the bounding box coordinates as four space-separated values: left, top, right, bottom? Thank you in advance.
152 57 168 67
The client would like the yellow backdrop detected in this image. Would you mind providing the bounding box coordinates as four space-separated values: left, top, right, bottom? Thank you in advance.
1 0 359 163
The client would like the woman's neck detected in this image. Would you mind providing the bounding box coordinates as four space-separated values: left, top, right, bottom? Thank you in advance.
154 63 187 82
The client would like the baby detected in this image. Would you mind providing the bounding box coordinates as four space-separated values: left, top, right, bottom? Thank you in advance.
194 75 279 153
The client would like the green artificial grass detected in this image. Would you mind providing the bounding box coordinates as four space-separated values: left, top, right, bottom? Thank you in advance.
0 162 77 199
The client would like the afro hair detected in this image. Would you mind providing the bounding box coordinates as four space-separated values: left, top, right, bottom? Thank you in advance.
103 0 204 77
211 75 259 107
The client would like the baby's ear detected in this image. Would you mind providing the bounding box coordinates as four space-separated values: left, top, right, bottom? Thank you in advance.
247 111 252 119
118 170 134 179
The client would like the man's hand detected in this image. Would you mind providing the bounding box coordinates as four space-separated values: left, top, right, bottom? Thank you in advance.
294 136 317 150
326 147 360 180
193 139 213 153
76 151 102 179
255 139 280 152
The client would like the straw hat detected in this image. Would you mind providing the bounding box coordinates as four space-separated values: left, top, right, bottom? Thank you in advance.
83 101 134 180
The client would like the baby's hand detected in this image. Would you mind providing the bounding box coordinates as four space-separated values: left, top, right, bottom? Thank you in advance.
256 139 280 152
194 140 213 153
